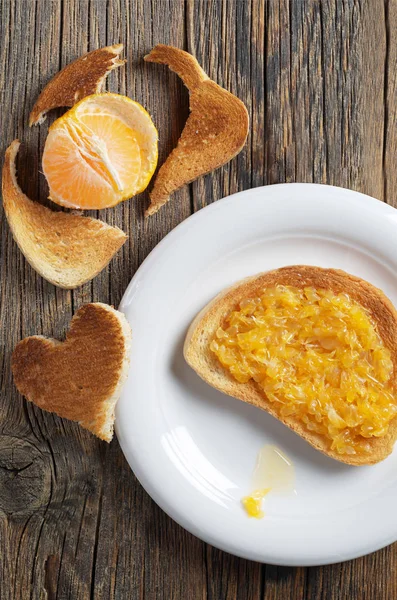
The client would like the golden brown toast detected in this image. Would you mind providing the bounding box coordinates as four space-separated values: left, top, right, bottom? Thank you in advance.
184 266 397 466
144 45 249 216
2 140 126 288
29 44 125 126
12 303 132 442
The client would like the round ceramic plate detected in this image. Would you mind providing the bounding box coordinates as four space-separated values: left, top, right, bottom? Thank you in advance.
116 183 397 566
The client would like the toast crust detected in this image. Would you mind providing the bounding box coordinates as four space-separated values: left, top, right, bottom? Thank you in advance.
2 140 127 289
184 266 397 465
144 45 249 216
12 303 132 442
29 44 126 126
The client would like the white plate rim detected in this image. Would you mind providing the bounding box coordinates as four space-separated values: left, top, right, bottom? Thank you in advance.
116 183 397 566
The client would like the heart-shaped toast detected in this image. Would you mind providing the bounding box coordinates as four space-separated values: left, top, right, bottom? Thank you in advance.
12 303 132 442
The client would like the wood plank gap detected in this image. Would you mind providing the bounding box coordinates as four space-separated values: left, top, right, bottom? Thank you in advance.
74 495 89 559
249 0 254 190
319 0 329 184
259 561 266 599
203 544 210 600
89 486 104 600
184 0 195 216
29 515 47 600
87 0 91 50
264 0 269 186
59 0 64 70
382 0 390 204
55 531 68 600
13 513 35 600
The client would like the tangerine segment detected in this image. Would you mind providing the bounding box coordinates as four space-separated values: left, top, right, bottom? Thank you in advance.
43 119 140 209
74 94 158 194
211 286 396 456
42 93 158 210
77 114 142 193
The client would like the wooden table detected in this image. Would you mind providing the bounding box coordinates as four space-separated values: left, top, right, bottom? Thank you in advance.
1 1 397 598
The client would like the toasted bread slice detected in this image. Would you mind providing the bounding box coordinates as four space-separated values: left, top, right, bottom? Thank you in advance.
2 140 127 288
29 44 125 126
184 266 397 466
144 45 249 216
12 303 132 442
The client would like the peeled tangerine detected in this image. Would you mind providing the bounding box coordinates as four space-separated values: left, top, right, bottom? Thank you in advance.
42 93 158 210
211 286 396 456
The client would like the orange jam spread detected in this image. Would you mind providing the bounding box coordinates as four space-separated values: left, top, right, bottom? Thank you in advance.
210 286 396 455
242 489 270 519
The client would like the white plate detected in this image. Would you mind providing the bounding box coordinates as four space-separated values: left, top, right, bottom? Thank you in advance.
116 183 397 566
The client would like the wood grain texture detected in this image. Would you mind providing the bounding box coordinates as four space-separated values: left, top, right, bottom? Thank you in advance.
0 0 396 599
